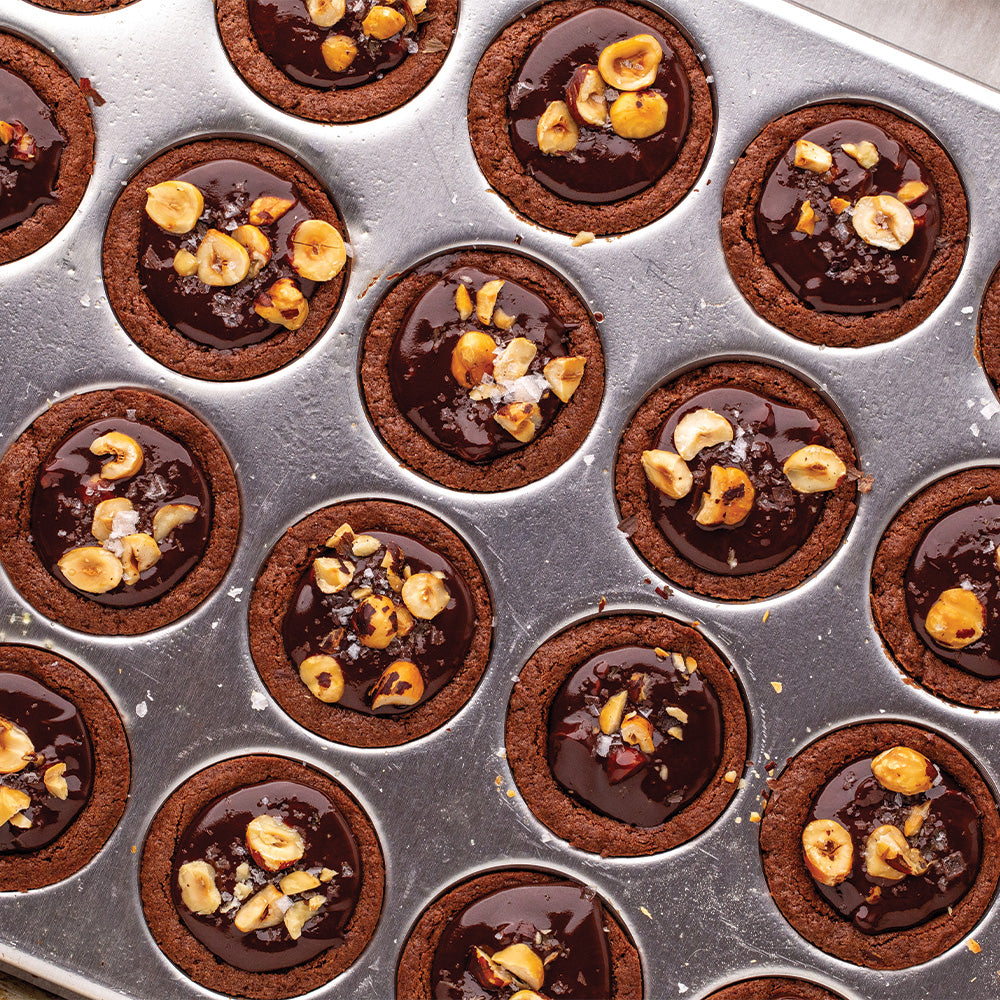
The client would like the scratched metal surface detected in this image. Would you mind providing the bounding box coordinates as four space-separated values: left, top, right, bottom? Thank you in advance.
0 0 999 998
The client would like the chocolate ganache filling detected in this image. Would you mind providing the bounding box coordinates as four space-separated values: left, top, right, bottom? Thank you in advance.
431 882 612 999
756 119 940 314
282 523 476 714
508 6 691 204
548 645 722 827
138 159 321 349
31 417 212 607
389 263 583 463
647 388 831 576
0 66 64 232
905 500 1000 679
0 672 93 853
806 754 981 934
171 780 361 973
248 0 424 90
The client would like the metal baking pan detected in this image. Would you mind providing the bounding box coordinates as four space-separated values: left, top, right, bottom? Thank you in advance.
1 0 999 998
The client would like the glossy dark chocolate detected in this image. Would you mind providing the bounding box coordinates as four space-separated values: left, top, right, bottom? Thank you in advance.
905 501 1000 678
138 159 317 348
0 66 64 232
648 387 828 575
388 263 574 463
548 645 722 827
248 0 416 90
171 780 361 973
282 528 476 713
508 7 691 204
808 756 981 934
756 119 940 314
0 672 92 853
431 882 612 999
31 417 211 607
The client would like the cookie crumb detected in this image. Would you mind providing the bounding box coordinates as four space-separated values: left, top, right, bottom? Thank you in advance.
968 939 982 954
762 609 769 623
771 681 783 693
571 231 595 247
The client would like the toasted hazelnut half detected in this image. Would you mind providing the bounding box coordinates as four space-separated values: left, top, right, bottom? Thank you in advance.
494 401 542 443
196 229 250 287
246 814 306 872
641 449 692 500
620 711 656 754
90 431 143 480
543 355 586 403
801 818 853 886
283 899 314 940
43 762 69 800
455 284 474 321
537 101 579 155
597 34 662 90
493 337 537 385
322 34 358 72
173 249 198 277
279 870 321 895
599 690 629 735
865 824 928 879
451 331 497 388
609 91 668 139
92 497 135 542
695 466 755 526
314 555 355 594
249 195 295 227
566 64 608 126
476 279 505 325
120 533 161 586
471 947 514 990
841 140 879 168
794 139 833 174
924 588 985 650
299 654 345 703
673 408 733 461
305 0 344 27
152 503 199 543
491 943 545 991
57 546 124 594
371 660 425 709
782 445 847 493
0 717 34 774
291 219 347 282
254 278 309 330
178 860 223 915
233 224 272 278
401 571 450 619
0 786 31 828
896 180 929 204
353 594 401 648
852 194 914 251
363 5 406 38
904 800 932 838
871 746 936 795
234 884 286 932
795 199 815 236
145 180 204 234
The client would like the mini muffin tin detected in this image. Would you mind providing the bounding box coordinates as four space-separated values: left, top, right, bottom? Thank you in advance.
1 1 999 998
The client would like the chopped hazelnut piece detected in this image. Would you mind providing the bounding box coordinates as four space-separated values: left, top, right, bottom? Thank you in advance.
351 534 380 558
491 943 545 991
248 196 294 227
865 824 928 879
0 718 34 775
609 91 668 140
234 885 285 932
279 870 321 895
0 121 13 144
299 654 345 703
802 818 853 886
119 532 161 586
830 197 851 214
673 408 733 461
92 497 135 542
322 34 358 72
493 337 536 384
795 200 815 235
667 725 683 741
695 466 755 526
90 431 143 480
782 445 846 493
353 594 401 648
173 249 198 276
370 660 425 709
454 283 474 321
841 140 879 168
177 860 222 915
641 449 692 499
871 746 936 795
493 308 516 330
233 224 272 278
254 278 309 330
566 65 609 127
57 546 124 594
897 180 929 204
305 0 344 27
313 555 355 594
924 588 984 649
494 401 542 443
540 355 586 402
852 194 914 251
283 900 314 940
598 690 628 735
450 331 497 388
904 801 931 838
476 279 505 325
666 706 688 724
0 786 31 828
597 34 662 91
145 180 204 234
620 711 655 754
794 139 833 174
43 762 69 800
571 231 595 247
152 503 199 543
537 101 579 155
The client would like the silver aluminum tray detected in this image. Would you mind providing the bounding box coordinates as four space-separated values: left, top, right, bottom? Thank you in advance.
1 1 999 998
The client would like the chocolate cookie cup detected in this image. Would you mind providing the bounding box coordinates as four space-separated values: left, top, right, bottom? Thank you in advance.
722 102 967 348
704 978 846 1000
0 388 240 635
976 259 1000 396
141 754 383 998
871 467 1000 709
396 868 643 998
0 32 94 265
360 247 603 492
615 361 858 601
507 613 747 857
216 0 457 123
249 499 492 747
468 0 713 236
0 644 129 891
760 722 1000 970
103 138 349 381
